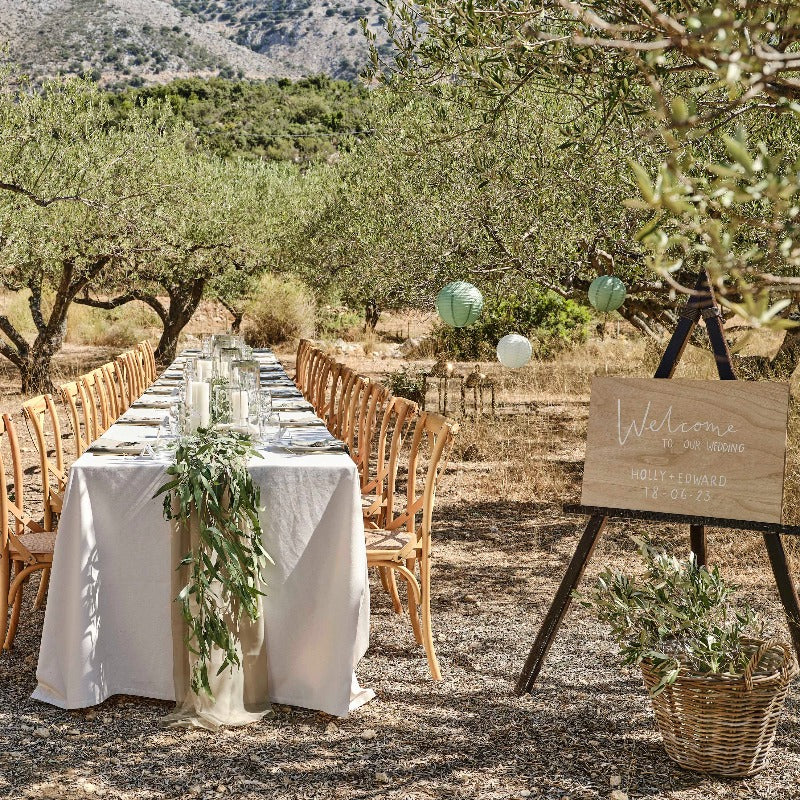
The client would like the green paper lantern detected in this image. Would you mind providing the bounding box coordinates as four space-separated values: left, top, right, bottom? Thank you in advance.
436 281 484 328
588 275 626 313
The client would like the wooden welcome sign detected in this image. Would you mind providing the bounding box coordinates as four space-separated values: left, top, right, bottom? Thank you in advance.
581 378 790 524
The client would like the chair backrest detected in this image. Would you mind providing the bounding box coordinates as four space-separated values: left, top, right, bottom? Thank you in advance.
139 340 157 384
119 351 143 401
0 413 45 540
363 396 418 527
106 361 130 415
388 411 458 548
59 380 95 457
295 339 312 391
21 394 66 532
332 367 360 441
78 371 102 438
99 363 120 420
354 382 389 489
309 354 333 414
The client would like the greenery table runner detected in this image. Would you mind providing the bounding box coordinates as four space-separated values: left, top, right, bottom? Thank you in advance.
157 429 274 730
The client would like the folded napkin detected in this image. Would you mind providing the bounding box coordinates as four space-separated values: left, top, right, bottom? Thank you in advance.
133 398 176 409
118 415 167 426
279 437 348 454
272 400 313 411
87 439 148 456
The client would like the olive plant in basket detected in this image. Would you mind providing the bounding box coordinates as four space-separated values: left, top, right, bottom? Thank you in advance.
577 538 797 777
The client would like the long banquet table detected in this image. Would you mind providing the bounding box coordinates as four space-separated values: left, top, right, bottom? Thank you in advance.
33 350 373 717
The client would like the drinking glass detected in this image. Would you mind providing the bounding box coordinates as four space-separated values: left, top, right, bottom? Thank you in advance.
260 412 284 445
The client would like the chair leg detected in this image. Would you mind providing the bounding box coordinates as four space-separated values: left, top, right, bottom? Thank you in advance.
386 568 403 615
419 555 441 680
404 559 423 645
4 560 25 650
33 566 50 610
0 557 9 651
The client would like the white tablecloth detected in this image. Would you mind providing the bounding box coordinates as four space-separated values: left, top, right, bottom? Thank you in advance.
33 357 373 717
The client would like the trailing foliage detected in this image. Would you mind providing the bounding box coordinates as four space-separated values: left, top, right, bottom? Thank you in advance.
156 428 270 697
431 288 589 361
577 539 763 696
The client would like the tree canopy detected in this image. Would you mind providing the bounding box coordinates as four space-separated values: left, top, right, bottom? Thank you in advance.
107 75 371 163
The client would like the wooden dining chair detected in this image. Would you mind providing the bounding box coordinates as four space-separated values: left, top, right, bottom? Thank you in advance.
60 380 96 457
321 361 344 430
294 339 312 392
365 411 458 679
99 363 120 420
77 372 103 437
118 351 143 402
81 370 113 434
138 340 157 384
22 394 67 532
354 382 390 490
0 413 58 649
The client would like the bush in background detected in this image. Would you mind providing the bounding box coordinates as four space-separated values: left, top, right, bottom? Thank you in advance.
242 273 315 346
431 288 589 361
315 304 363 340
67 302 161 347
383 365 426 405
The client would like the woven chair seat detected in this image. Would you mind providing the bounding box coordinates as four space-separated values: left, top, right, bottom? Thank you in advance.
11 532 57 556
365 528 416 559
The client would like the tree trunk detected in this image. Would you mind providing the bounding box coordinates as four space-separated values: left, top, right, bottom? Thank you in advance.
19 349 57 394
364 299 380 332
154 280 205 365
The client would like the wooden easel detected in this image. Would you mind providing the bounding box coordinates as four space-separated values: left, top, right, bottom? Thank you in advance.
516 273 800 694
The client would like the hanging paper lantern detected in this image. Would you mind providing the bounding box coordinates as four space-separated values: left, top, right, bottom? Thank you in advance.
436 281 484 327
496 334 533 369
588 275 626 312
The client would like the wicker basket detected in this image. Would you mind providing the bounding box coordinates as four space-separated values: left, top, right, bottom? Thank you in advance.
640 638 798 777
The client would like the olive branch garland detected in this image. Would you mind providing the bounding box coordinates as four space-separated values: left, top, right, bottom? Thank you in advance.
155 428 272 698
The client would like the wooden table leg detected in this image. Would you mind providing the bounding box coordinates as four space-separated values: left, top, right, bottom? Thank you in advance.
763 533 800 662
690 524 707 567
516 514 607 694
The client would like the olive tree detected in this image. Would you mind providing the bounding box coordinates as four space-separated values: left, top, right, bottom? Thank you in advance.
0 76 191 392
365 0 800 371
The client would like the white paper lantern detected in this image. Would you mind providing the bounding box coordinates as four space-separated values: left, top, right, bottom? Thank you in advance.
496 334 533 369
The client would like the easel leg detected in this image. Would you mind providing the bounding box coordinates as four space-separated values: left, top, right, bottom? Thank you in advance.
763 533 800 661
690 524 707 567
516 514 607 694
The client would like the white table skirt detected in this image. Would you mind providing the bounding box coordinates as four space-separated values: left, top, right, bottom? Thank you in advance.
34 429 372 717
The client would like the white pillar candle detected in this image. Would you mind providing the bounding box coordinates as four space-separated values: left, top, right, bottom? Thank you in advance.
231 390 241 423
231 389 248 424
196 359 212 381
220 360 230 379
196 381 211 428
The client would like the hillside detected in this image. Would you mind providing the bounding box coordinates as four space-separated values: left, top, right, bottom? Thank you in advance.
0 0 391 85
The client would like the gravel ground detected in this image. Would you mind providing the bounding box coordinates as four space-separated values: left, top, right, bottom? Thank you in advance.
2 343 800 800
3 507 800 800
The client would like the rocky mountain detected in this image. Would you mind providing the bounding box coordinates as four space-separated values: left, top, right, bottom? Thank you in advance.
0 0 391 85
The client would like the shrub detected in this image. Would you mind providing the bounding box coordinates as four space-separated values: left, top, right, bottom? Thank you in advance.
66 301 161 347
431 287 589 361
315 304 362 340
242 274 315 346
383 366 426 405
